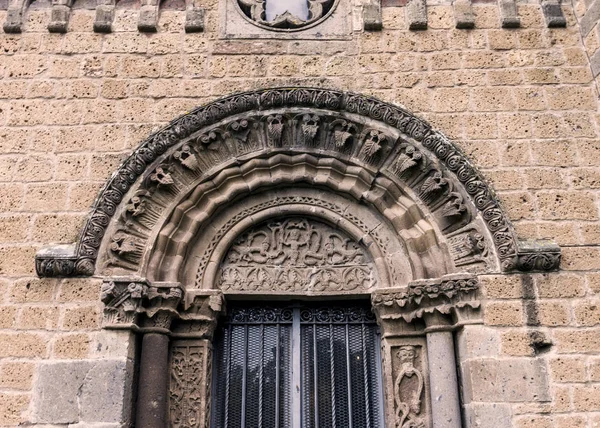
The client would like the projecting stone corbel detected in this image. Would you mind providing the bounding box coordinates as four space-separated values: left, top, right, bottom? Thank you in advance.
407 0 427 30
94 0 116 33
541 0 566 27
363 0 382 31
47 0 74 32
185 0 205 32
499 0 520 28
454 0 474 29
515 239 561 271
2 0 33 33
138 0 160 32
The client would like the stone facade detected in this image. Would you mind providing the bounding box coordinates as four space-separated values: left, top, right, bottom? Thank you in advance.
0 0 599 427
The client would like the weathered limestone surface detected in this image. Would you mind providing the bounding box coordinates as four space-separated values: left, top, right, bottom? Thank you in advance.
0 0 598 426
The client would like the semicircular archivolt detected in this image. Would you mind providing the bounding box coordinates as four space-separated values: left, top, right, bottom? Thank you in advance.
35 88 560 279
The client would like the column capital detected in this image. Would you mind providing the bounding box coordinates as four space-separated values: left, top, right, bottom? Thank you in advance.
372 273 482 336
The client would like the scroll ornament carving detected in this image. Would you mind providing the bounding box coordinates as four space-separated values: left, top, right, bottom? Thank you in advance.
34 88 559 277
170 343 208 428
218 218 376 293
394 346 425 428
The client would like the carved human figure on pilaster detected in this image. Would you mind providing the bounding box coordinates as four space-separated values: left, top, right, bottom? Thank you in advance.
394 346 425 428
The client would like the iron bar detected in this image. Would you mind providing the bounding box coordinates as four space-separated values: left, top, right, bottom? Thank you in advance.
345 324 353 428
329 323 337 428
362 323 371 428
313 324 319 428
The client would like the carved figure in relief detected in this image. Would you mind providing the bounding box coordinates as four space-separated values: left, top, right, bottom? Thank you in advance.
125 190 150 217
359 130 386 165
440 192 466 218
329 119 357 154
391 145 423 180
150 167 174 186
394 346 425 428
300 114 319 146
419 172 448 204
266 115 284 147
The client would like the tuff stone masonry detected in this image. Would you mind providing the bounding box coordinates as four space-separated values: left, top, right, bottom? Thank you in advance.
1 0 600 426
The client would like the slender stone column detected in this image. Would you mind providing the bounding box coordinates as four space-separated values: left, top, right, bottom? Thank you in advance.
426 330 462 428
136 332 170 428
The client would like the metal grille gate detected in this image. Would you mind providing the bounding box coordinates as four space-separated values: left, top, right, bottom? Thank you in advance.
212 303 384 428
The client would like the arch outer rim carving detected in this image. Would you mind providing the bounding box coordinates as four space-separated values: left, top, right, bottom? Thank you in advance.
34 87 560 277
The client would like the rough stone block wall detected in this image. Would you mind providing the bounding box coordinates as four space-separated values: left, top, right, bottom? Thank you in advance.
0 0 599 426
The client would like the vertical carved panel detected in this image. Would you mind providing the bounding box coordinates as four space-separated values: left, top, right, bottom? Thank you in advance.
380 337 430 428
170 340 212 428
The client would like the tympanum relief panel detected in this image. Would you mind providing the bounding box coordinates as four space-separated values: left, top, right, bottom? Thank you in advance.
218 217 376 293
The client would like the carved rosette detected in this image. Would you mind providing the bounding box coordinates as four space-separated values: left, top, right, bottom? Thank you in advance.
35 88 560 278
218 217 376 293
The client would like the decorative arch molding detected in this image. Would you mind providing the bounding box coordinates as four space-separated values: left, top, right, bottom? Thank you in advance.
32 87 561 428
35 87 559 278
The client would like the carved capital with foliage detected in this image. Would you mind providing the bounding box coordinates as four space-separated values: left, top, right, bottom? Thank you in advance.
372 274 481 336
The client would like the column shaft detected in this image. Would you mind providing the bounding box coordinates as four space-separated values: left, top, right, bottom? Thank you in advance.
136 332 170 428
426 331 462 428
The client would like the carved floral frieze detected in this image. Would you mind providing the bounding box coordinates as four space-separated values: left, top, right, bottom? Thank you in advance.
34 88 561 278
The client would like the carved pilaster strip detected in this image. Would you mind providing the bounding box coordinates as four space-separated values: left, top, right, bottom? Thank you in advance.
454 0 475 29
541 0 566 27
94 0 116 33
499 0 520 28
169 340 213 428
3 0 32 33
47 0 74 32
363 0 382 31
407 0 427 30
138 0 160 32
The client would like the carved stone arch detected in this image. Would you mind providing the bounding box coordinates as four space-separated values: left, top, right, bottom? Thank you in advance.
34 87 562 428
36 87 559 278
